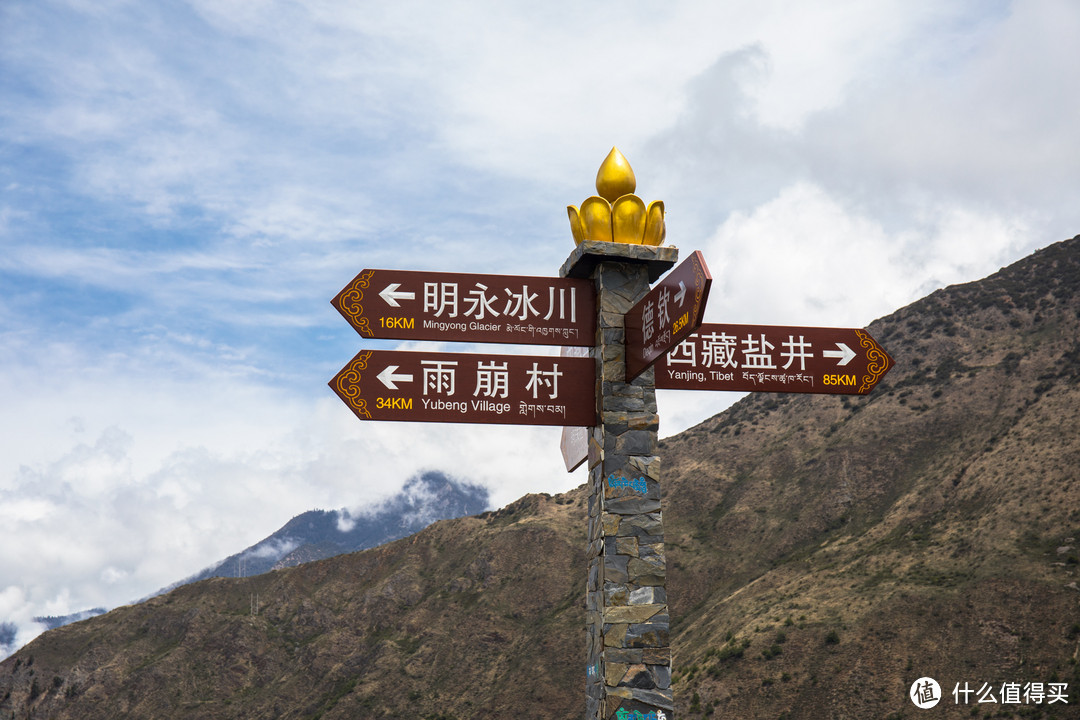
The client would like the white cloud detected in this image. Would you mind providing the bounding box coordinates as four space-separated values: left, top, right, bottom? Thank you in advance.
0 586 47 656
243 538 301 561
656 180 1036 438
0 354 584 655
3 0 1079 659
699 182 1033 329
0 498 55 524
798 1 1080 235
100 566 129 585
727 1 949 131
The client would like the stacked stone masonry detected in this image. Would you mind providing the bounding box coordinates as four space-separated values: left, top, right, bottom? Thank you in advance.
563 241 678 720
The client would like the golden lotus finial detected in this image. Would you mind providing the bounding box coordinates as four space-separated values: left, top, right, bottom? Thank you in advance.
568 147 665 246
596 147 636 202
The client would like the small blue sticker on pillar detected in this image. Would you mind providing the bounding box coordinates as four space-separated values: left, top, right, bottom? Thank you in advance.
614 710 667 720
607 474 647 494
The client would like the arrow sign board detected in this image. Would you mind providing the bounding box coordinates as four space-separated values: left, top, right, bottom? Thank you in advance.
624 250 712 381
330 350 596 426
332 269 596 347
654 323 893 395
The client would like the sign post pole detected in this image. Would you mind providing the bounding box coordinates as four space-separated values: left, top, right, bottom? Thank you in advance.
563 148 681 719
563 239 678 720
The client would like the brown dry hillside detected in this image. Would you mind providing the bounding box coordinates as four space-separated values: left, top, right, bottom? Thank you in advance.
661 235 1080 719
2 236 1079 720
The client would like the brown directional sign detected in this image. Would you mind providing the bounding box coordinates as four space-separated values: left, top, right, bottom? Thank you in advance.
332 269 595 346
654 323 893 395
625 250 712 381
330 349 596 426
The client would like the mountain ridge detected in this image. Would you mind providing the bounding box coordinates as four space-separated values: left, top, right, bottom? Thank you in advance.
173 470 490 585
2 236 1078 719
0 471 489 659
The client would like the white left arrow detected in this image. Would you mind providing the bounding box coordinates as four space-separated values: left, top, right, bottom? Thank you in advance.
822 342 856 366
377 365 414 390
379 283 415 307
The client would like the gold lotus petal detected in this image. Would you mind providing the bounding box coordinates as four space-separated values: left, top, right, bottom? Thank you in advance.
567 205 586 246
612 194 646 245
580 196 613 243
642 200 665 246
595 147 636 203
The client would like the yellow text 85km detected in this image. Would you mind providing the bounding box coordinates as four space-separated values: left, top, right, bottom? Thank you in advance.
823 374 856 386
380 317 414 329
376 397 412 410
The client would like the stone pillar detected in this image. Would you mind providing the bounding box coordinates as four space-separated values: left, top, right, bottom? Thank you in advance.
562 240 678 720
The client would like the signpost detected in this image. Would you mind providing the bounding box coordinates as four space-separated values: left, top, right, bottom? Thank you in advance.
327 148 897 720
655 323 893 395
329 349 596 426
333 269 595 346
624 250 712 381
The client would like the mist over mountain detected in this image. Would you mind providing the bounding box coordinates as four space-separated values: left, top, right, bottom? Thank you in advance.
176 470 490 584
2 237 1078 718
30 611 108 633
0 626 15 656
0 472 488 660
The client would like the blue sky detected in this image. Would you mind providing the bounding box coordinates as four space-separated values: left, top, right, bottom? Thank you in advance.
3 0 1079 655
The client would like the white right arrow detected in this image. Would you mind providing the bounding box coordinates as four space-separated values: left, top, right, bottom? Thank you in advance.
674 281 687 306
379 283 415 307
822 342 856 366
376 365 414 390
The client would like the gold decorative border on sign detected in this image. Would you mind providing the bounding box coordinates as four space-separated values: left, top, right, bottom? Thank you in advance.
856 329 892 394
332 351 373 419
692 262 706 315
337 270 376 337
